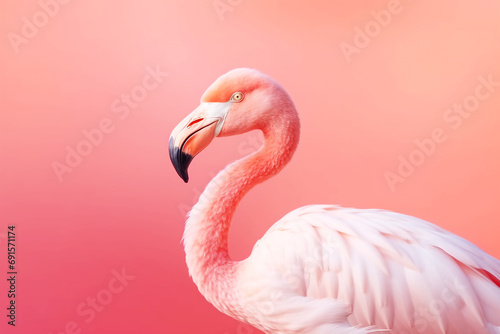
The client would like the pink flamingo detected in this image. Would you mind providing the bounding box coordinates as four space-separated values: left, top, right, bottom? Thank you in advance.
169 68 500 333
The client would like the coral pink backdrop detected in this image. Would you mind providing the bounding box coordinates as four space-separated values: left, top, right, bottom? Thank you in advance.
1 1 499 333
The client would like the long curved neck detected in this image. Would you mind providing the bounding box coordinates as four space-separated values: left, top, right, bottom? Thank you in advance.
183 106 300 315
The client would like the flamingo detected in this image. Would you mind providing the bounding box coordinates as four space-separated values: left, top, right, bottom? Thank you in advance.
168 68 500 334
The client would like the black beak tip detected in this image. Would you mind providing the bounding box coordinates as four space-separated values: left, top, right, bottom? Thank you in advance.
169 137 193 183
180 168 189 183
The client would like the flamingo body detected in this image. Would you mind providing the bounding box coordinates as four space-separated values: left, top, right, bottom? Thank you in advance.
239 205 500 333
169 68 500 333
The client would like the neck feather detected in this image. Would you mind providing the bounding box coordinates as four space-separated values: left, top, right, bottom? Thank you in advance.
182 107 300 315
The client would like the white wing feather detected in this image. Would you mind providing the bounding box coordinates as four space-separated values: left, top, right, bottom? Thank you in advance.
238 205 500 334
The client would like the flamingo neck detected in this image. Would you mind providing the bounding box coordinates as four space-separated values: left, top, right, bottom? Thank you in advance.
183 108 300 315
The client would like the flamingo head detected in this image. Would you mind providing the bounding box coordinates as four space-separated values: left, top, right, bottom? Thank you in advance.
169 68 295 183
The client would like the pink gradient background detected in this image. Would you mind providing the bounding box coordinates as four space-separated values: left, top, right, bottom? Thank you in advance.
1 1 500 333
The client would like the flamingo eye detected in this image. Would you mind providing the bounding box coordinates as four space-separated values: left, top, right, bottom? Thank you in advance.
230 92 244 102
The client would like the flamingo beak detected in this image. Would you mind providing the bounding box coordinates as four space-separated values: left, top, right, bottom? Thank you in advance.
169 102 231 182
